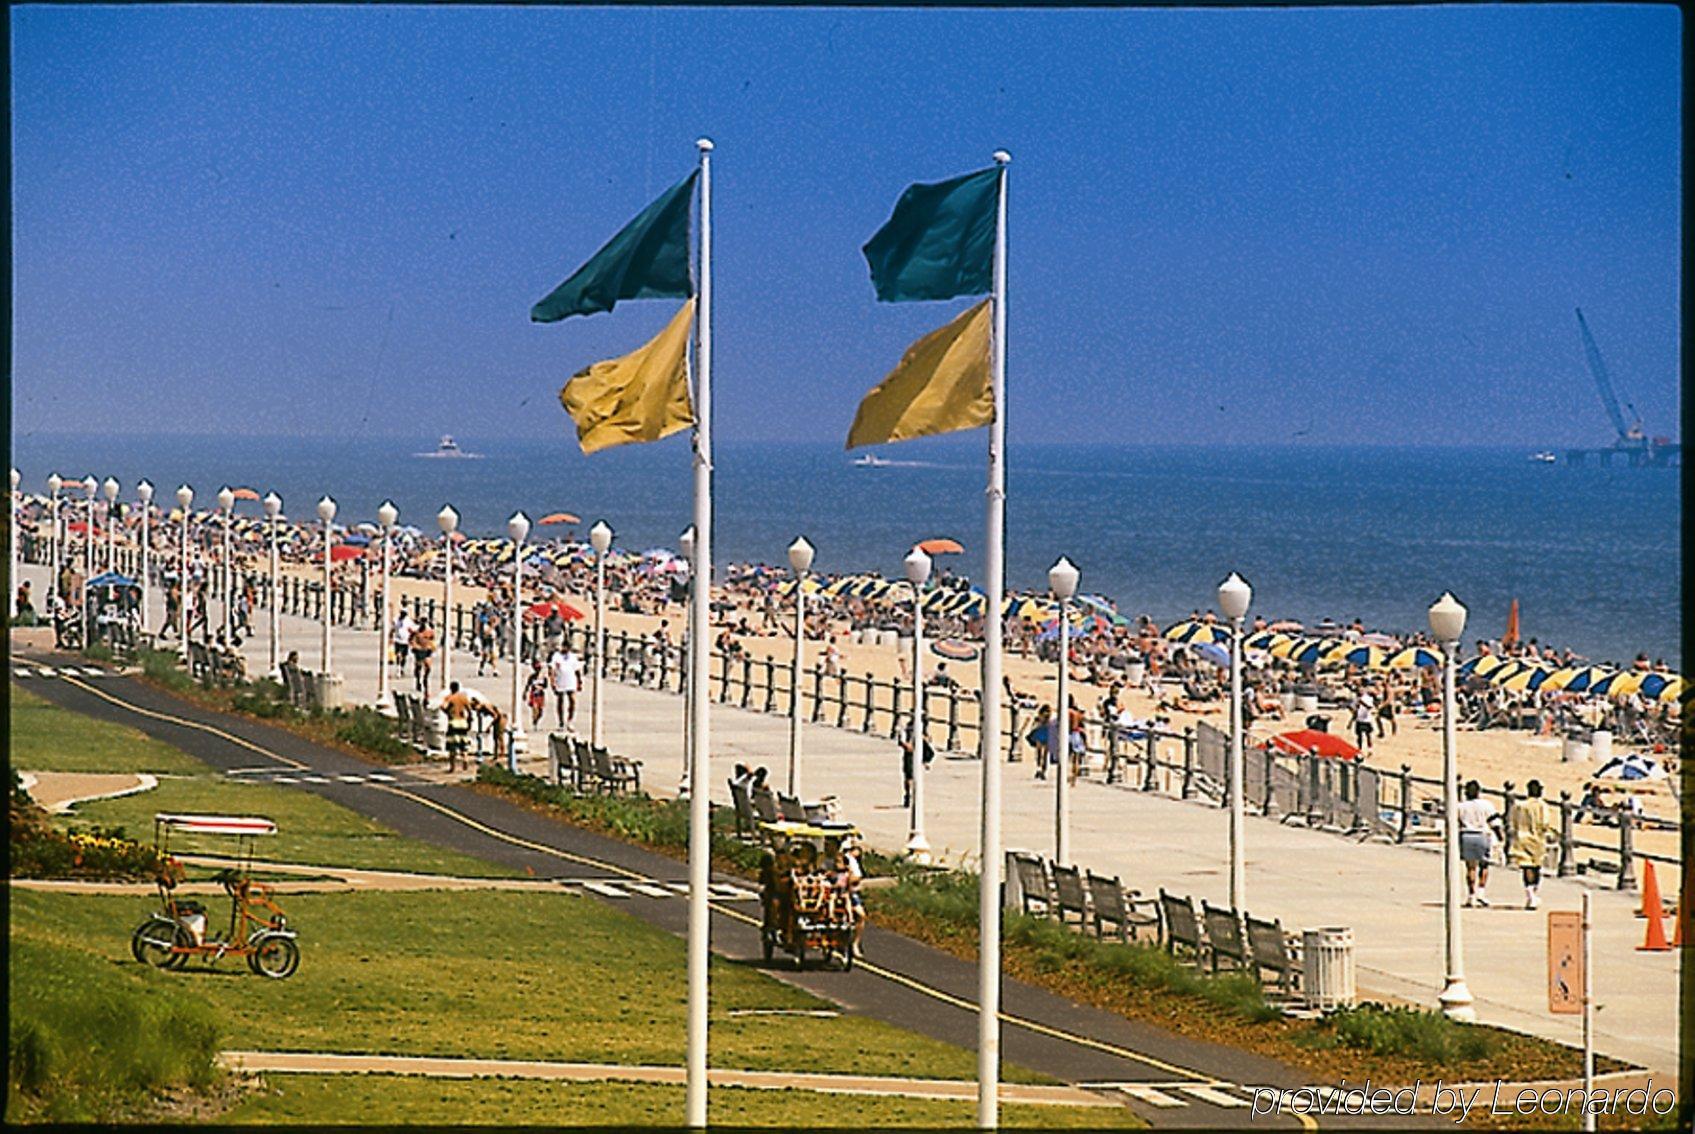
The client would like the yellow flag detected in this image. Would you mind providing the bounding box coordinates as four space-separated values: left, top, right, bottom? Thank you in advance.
560 299 696 454
847 299 991 449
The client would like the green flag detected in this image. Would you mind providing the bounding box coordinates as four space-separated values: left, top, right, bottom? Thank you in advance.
531 172 698 323
862 167 998 303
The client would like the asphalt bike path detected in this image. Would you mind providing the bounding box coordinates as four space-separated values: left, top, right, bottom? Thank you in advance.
14 650 1424 1128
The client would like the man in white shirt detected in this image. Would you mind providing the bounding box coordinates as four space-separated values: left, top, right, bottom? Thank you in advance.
391 611 414 667
1455 779 1502 906
548 644 583 730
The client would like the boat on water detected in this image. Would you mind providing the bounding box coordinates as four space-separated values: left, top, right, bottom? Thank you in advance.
1530 451 1557 464
414 435 483 459
852 453 891 468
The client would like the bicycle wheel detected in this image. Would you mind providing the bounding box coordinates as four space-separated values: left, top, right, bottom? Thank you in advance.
247 933 300 979
132 918 190 970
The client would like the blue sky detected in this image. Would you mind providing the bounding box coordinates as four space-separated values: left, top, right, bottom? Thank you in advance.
11 5 1681 446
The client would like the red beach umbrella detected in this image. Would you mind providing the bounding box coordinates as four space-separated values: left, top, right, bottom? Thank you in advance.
321 545 364 563
231 487 261 501
916 537 964 555
1269 729 1360 760
538 512 581 525
527 599 585 621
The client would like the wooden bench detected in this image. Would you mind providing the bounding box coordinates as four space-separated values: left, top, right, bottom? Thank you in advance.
751 786 780 824
728 779 758 839
1050 862 1089 928
1008 851 1054 917
1158 889 1207 966
1200 900 1249 974
592 745 641 794
1084 870 1159 943
777 792 808 823
1245 914 1303 997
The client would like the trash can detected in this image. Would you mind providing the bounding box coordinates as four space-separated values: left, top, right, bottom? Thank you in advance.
1589 729 1612 767
1125 661 1146 687
1295 688 1319 714
315 671 345 712
1561 732 1590 763
879 629 900 649
1302 927 1356 1011
1279 691 1296 715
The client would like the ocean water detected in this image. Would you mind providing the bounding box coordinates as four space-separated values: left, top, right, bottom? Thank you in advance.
9 433 1681 667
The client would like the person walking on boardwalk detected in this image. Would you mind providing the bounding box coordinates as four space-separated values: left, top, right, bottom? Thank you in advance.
1508 779 1559 910
1455 779 1502 906
411 621 437 695
391 609 415 667
548 642 582 730
1351 690 1375 753
899 716 935 808
440 681 472 773
1027 704 1055 779
523 659 548 728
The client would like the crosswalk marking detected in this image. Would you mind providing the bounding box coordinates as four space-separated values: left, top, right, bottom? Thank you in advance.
666 881 692 895
272 777 299 784
1180 1086 1251 1108
79 668 109 678
558 878 760 903
301 776 331 784
624 882 677 898
580 881 631 899
38 668 57 678
1119 1086 1186 1108
15 669 30 678
336 775 365 784
367 773 397 782
708 882 759 900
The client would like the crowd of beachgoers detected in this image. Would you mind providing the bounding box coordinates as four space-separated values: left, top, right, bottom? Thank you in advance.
12 497 1683 765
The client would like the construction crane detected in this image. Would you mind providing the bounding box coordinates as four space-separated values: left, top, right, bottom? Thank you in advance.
1574 308 1646 449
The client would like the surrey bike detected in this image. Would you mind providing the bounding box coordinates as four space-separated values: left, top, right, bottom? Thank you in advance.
130 813 300 979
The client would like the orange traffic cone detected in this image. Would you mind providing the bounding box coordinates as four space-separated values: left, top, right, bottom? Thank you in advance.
1636 859 1664 918
1638 863 1673 952
1672 898 1685 948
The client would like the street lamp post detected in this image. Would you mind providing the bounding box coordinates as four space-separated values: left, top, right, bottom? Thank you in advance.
677 524 695 797
904 546 932 861
317 497 337 672
1429 591 1475 1022
8 469 19 619
590 520 614 748
264 494 283 677
217 487 235 644
785 536 814 797
1049 557 1080 864
376 501 398 705
176 486 193 660
508 511 531 768
102 477 119 574
1218 572 1252 912
81 477 97 646
136 481 154 633
437 505 458 688
47 474 62 608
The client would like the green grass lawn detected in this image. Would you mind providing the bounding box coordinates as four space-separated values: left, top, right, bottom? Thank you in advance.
10 686 513 877
11 888 1049 1084
223 1075 1142 1127
11 685 204 775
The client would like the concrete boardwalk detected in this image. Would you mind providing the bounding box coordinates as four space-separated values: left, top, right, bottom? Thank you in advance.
216 1051 1119 1107
25 561 1676 1075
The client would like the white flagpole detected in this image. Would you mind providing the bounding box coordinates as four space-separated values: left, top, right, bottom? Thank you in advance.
977 148 1010 1130
685 135 715 1130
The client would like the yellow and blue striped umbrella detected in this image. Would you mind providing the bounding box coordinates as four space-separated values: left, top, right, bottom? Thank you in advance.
1652 675 1685 704
1459 654 1510 680
1164 620 1231 645
1634 672 1682 702
1498 665 1553 693
1269 635 1314 660
1589 670 1646 698
1384 646 1443 670
1540 665 1604 693
1244 630 1288 652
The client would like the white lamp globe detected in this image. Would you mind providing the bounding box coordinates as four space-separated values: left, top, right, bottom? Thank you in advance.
437 504 458 535
137 480 155 506
904 547 932 588
1049 556 1081 601
176 485 194 511
678 525 695 559
590 520 614 556
787 536 814 575
48 472 63 495
377 500 398 530
1428 592 1467 644
263 492 282 520
103 476 120 503
1217 572 1252 622
83 475 98 499
508 511 531 544
317 496 337 524
217 485 235 512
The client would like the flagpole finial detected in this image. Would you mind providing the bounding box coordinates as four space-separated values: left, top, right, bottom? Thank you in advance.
696 137 714 152
993 149 1011 165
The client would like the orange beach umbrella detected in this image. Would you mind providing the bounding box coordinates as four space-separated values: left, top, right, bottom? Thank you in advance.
231 487 261 501
915 537 964 555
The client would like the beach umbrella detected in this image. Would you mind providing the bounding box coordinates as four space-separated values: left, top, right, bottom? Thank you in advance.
341 533 371 547
1322 643 1385 669
1075 594 1130 626
527 599 585 621
1590 670 1646 698
1385 646 1443 670
1497 665 1552 693
539 512 581 525
1267 620 1304 632
1163 620 1229 645
933 639 978 662
86 572 138 589
1243 630 1288 651
1269 729 1360 760
915 537 963 555
1291 639 1332 666
1484 659 1535 686
1459 655 1510 680
230 487 261 501
322 545 364 563
1652 676 1685 704
1590 752 1668 787
1360 632 1400 649
1269 635 1312 660
1634 672 1682 702
1194 642 1231 668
